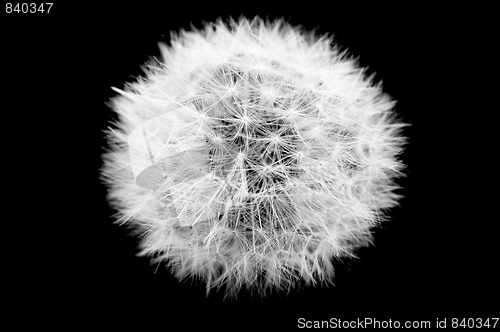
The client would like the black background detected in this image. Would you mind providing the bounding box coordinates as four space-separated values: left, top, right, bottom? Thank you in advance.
2 2 497 329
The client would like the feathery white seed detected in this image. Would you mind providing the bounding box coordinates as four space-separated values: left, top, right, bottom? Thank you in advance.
101 17 407 297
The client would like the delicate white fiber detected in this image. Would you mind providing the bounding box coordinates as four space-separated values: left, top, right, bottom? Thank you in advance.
101 17 407 297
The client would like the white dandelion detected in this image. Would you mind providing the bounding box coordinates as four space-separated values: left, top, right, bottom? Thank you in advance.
101 17 407 297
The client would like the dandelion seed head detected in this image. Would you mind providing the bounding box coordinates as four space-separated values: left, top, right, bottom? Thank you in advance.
101 16 407 297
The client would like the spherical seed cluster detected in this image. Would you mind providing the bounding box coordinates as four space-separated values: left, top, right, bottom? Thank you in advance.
101 17 407 296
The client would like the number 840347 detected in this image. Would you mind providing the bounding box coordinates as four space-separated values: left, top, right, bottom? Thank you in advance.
5 3 53 14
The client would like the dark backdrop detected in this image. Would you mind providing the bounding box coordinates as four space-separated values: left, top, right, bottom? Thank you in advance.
2 2 496 329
